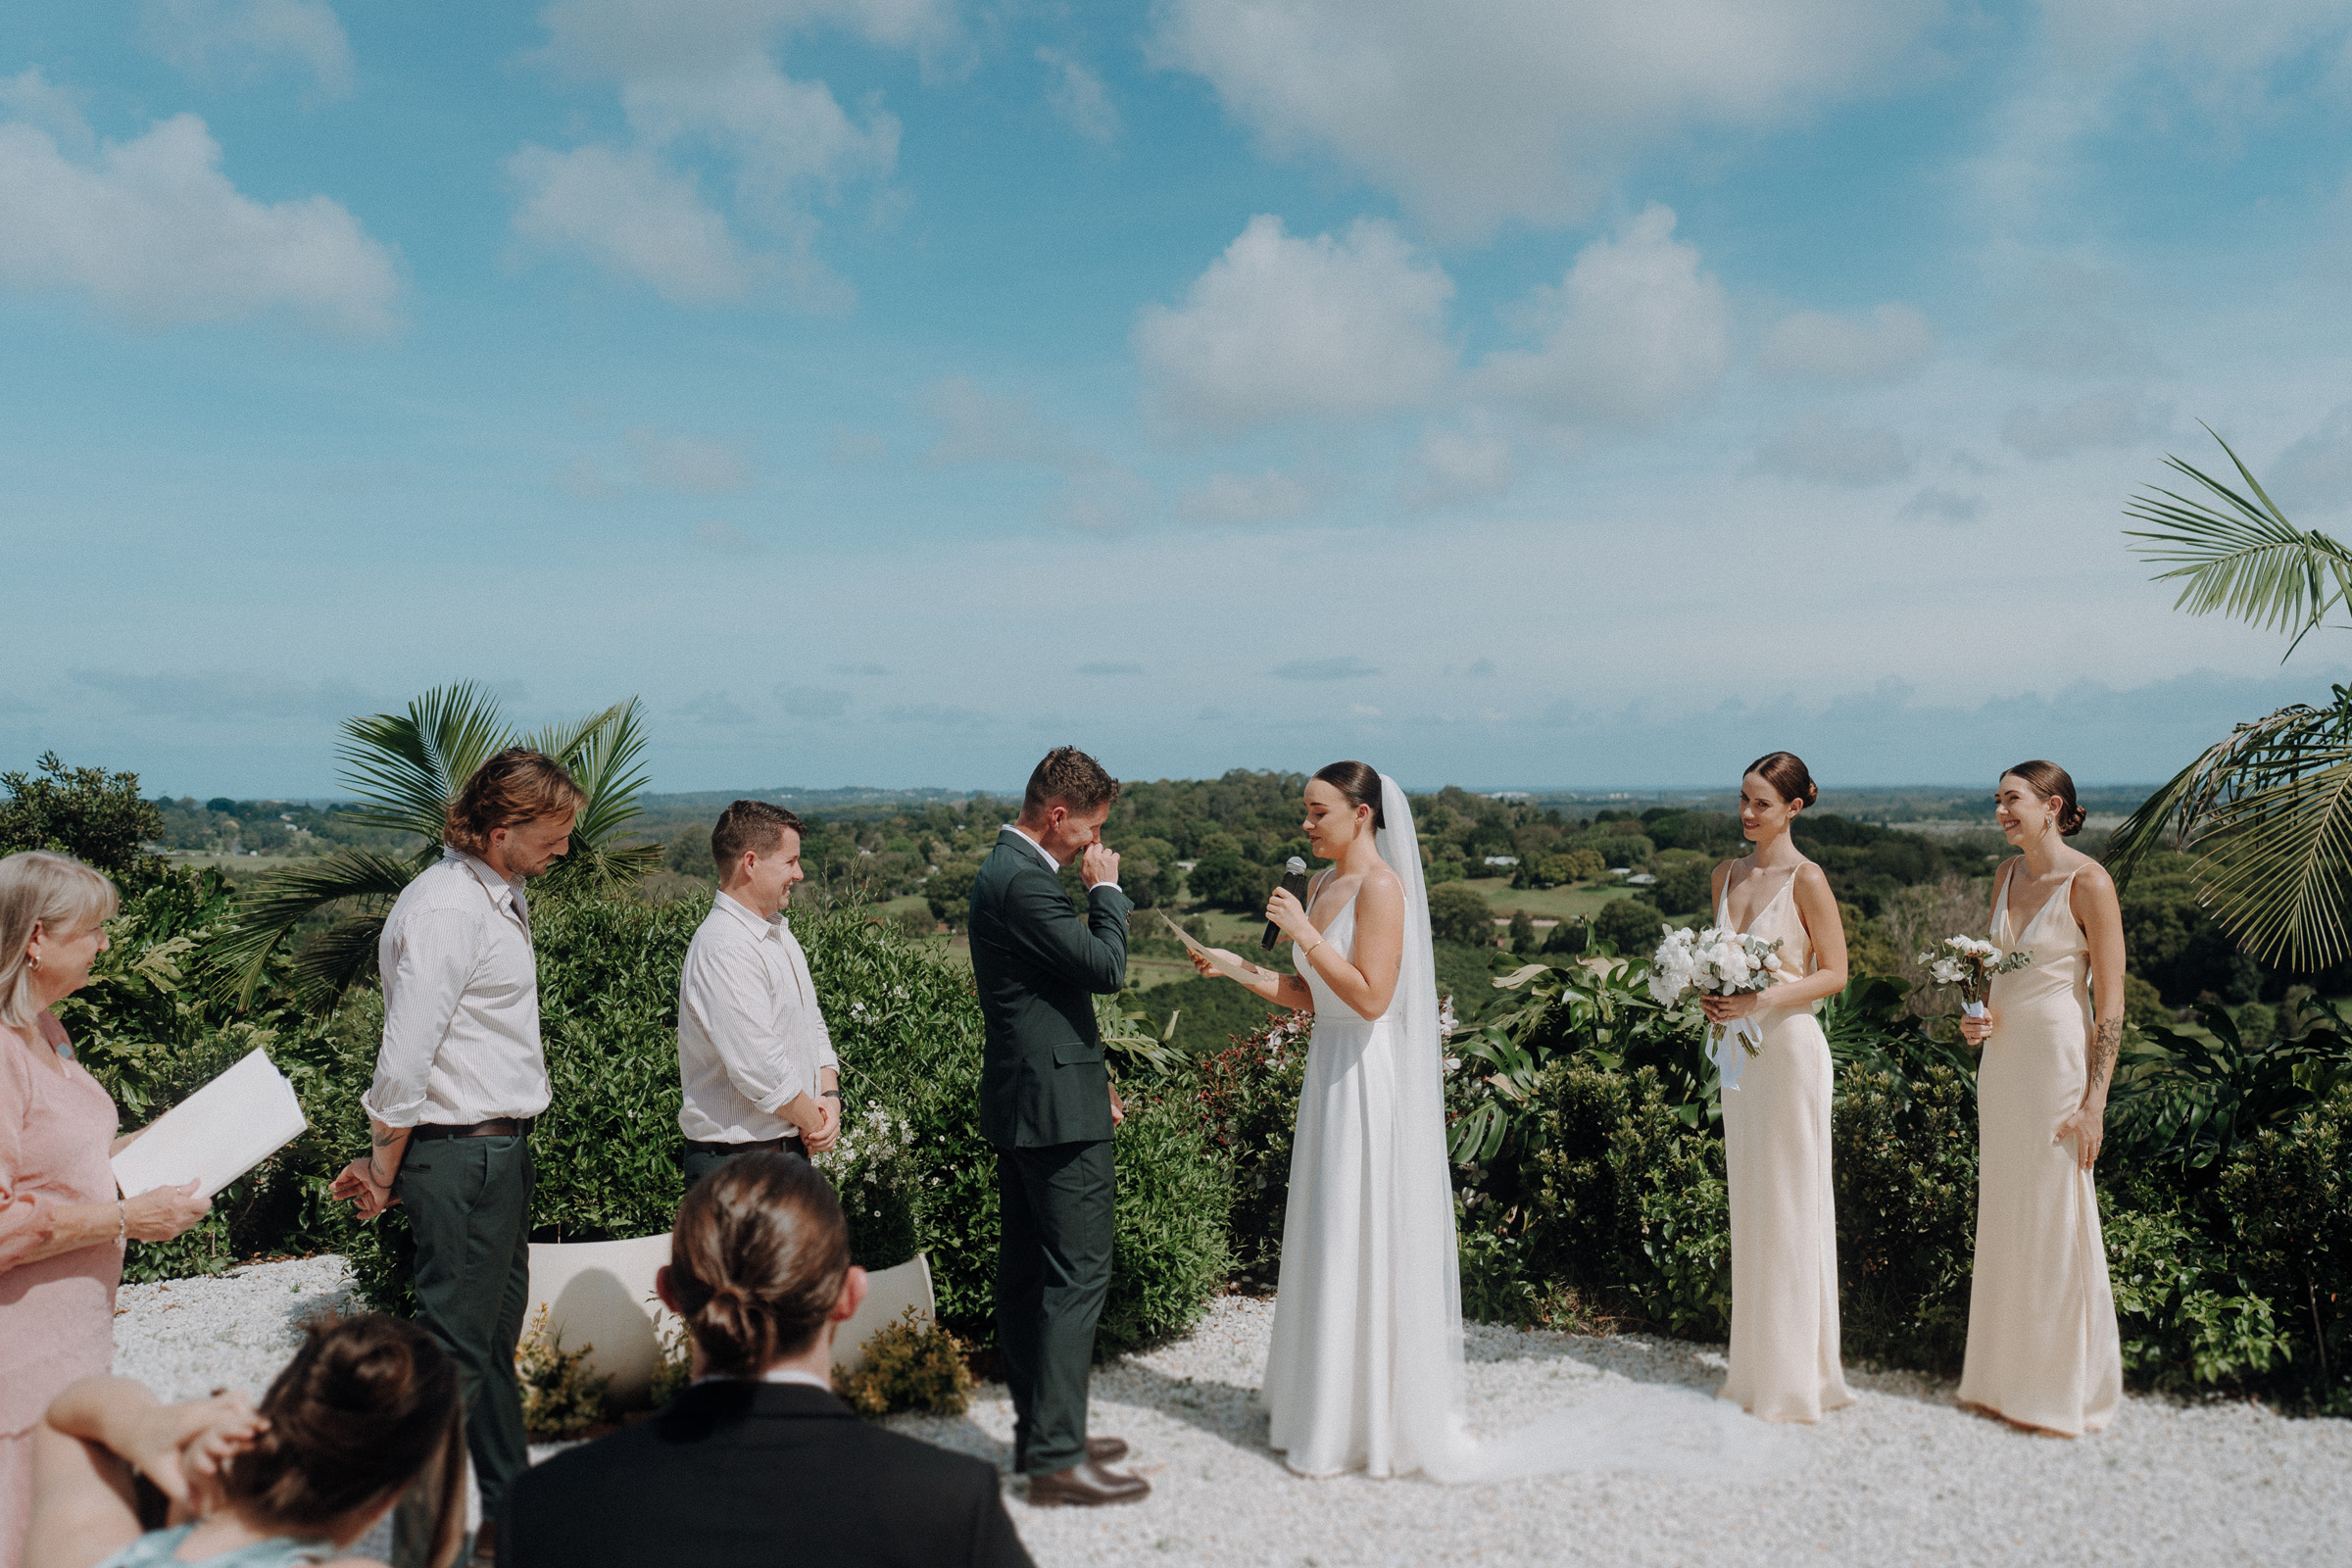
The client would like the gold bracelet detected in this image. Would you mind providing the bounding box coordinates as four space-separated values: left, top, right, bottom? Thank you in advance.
115 1200 126 1244
1301 939 1326 964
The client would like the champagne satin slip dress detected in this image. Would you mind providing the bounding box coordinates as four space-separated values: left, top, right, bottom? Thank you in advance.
1956 862 2123 1436
1716 868 1853 1423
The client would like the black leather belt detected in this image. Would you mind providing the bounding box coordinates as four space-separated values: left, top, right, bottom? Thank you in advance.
410 1117 533 1142
684 1135 798 1155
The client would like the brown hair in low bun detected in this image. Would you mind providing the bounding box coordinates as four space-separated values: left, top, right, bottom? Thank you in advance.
2004 760 2085 836
221 1315 466 1566
668 1152 851 1378
1311 761 1385 828
1743 752 1819 809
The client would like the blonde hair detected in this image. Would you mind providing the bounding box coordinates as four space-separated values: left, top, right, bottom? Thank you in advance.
0 851 120 1029
444 749 587 858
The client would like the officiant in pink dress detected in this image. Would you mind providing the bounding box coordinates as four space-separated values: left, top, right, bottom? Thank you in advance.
0 853 209 1568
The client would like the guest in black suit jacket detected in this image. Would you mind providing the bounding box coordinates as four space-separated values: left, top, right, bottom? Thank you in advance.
504 1153 1033 1568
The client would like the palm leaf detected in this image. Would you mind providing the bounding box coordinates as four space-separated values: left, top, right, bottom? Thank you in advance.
534 699 661 899
2108 692 2352 970
207 849 418 1005
338 681 514 841
2125 428 2352 659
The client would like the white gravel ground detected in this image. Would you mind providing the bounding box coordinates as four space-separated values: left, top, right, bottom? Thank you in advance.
115 1260 2352 1568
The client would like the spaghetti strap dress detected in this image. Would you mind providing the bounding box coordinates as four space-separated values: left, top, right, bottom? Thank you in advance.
1956 862 2123 1435
1715 869 1852 1423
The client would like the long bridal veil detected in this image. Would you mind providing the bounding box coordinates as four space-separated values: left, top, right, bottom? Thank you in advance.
1371 775 1790 1484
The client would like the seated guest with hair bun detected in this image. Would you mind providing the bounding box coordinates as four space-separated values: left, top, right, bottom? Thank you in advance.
23 1313 469 1568
503 1154 1034 1568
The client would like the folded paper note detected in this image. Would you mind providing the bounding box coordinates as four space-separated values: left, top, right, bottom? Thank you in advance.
112 1047 307 1201
1158 911 1275 985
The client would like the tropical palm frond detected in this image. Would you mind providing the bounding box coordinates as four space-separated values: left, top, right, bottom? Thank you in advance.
207 849 417 1004
2125 428 2352 659
533 698 660 899
285 911 395 1007
2174 692 2352 972
338 682 514 841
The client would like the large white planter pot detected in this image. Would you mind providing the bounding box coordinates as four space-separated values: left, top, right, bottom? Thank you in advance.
525 1237 937 1407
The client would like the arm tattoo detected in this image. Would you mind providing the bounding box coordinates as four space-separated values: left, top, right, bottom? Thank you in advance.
371 1125 401 1149
2089 1017 2122 1091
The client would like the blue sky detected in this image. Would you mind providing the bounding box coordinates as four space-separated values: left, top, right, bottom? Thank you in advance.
8 1 2352 797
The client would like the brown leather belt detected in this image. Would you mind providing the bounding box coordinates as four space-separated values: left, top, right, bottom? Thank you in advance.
410 1117 534 1142
683 1135 799 1155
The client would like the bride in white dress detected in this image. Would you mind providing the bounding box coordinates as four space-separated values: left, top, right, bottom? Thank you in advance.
1190 762 1777 1482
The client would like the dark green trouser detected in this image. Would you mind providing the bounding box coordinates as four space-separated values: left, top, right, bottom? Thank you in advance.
996 1139 1114 1476
679 1141 805 1190
396 1133 533 1525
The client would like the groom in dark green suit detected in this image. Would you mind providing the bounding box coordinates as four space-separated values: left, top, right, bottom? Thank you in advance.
968 747 1149 1507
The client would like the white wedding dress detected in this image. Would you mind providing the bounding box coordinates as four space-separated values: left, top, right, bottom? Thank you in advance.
1259 776 1788 1483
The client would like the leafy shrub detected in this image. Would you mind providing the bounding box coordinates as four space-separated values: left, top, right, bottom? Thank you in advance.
836 1307 974 1418
1427 884 1494 947
0 753 166 884
1187 849 1274 911
1591 899 1668 956
1831 1063 1977 1372
1191 1014 1309 1287
2217 1085 2352 1409
1525 1063 1730 1338
516 1304 611 1440
2103 1192 2286 1392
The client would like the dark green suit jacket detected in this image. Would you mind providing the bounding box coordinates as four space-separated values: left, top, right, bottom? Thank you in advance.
969 828 1131 1148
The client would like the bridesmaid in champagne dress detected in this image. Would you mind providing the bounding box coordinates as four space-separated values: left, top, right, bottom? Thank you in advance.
1703 753 1855 1423
1956 760 2125 1436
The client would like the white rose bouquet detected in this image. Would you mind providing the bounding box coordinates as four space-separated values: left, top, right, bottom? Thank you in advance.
1917 935 2032 1020
1647 924 1790 1091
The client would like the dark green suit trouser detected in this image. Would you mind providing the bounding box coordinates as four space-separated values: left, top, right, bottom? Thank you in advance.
996 1139 1114 1476
679 1142 806 1189
395 1133 534 1524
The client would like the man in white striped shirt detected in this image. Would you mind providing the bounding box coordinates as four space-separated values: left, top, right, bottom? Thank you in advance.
676 801 840 1185
329 747 585 1565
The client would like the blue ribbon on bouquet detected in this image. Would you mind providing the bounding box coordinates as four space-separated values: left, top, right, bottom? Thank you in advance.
1709 1016 1763 1093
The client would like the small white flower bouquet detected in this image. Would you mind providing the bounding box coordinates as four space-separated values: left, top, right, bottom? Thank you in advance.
1917 935 2032 1019
1647 925 1789 1091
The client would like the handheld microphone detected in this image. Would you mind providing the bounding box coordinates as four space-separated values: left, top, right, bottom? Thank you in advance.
1263 857 1312 949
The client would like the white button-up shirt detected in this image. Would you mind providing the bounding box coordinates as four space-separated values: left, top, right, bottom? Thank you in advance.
363 849 552 1128
676 892 841 1144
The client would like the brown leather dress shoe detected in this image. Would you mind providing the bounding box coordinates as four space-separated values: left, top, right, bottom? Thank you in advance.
1026 1460 1151 1507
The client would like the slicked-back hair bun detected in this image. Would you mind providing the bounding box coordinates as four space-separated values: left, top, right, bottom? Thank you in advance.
1311 760 1385 828
1743 752 1819 808
223 1315 466 1565
667 1152 851 1378
2004 760 2085 836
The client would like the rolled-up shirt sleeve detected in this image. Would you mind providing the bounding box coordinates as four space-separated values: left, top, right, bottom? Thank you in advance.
364 906 481 1127
683 942 809 1115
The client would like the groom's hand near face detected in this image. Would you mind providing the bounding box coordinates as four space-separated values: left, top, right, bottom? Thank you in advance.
1082 842 1120 887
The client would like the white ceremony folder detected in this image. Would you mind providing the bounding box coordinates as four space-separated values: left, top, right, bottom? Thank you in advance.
111 1046 308 1201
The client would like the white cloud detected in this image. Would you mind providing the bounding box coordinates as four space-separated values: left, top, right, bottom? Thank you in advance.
776 685 850 718
2270 404 2352 514
1750 414 1913 485
513 0 933 309
1898 486 1984 524
1403 419 1514 510
1177 469 1317 525
1756 303 1934 383
140 0 355 96
508 143 764 305
1152 0 1938 236
1992 316 2162 378
1135 215 1454 439
1274 656 1380 680
677 690 755 725
2001 389 2173 459
2035 1 2352 106
630 428 754 493
72 667 368 718
1470 205 1729 433
0 89 398 334
1038 48 1119 144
